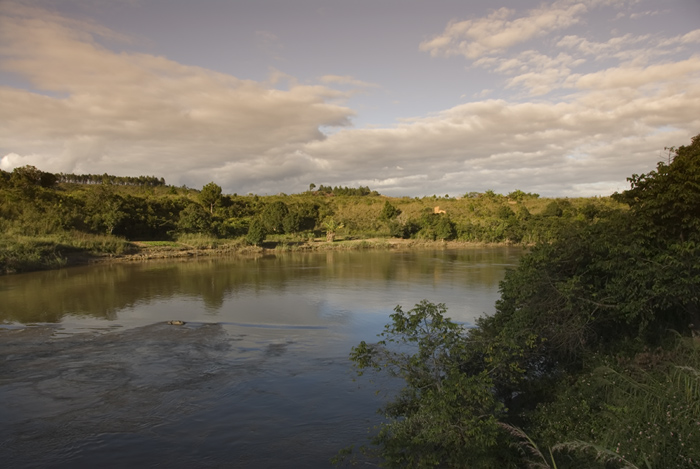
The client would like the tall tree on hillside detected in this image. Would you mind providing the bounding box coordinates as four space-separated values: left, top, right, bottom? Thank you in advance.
380 201 401 221
199 182 222 214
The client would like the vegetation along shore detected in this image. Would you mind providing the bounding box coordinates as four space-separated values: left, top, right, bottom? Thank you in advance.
2 134 699 468
336 134 700 468
1 161 619 275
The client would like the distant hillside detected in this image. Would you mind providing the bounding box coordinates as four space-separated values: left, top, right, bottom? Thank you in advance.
1 165 621 273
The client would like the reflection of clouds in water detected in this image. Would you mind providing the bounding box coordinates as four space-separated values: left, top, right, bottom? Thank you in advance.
0 248 525 468
1 248 523 332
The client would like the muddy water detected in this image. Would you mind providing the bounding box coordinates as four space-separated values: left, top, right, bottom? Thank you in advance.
0 247 521 468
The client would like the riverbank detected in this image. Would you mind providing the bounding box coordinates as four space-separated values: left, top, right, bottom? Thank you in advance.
90 237 516 263
0 235 517 275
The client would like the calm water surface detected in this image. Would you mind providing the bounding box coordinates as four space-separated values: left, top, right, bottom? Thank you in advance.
0 247 522 468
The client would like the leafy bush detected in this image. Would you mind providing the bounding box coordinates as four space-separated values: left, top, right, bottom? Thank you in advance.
245 218 266 246
343 134 700 468
346 301 506 467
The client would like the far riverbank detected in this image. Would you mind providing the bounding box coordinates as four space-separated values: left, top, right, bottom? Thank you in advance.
1 235 523 275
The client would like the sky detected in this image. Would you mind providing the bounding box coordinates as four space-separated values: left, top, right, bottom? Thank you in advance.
1 0 699 197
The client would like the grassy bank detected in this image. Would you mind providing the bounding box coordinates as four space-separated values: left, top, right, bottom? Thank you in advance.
0 232 515 275
0 165 620 275
0 233 134 274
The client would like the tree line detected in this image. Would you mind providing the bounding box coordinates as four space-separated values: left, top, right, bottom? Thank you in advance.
1 160 624 277
0 166 166 188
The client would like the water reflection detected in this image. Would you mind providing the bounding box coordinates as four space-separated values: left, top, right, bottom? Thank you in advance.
0 247 522 328
0 247 522 468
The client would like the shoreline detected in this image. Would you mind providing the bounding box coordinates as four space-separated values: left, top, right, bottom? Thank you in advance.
0 237 528 277
9 237 523 275
105 237 520 261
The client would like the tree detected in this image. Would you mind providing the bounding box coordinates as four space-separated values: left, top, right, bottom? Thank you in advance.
323 217 343 242
541 201 563 217
261 201 289 233
433 215 456 240
346 301 506 467
309 183 316 191
10 165 44 191
82 185 127 235
199 182 222 214
0 169 10 188
345 135 700 468
379 200 401 221
177 203 213 234
613 133 700 244
245 218 266 245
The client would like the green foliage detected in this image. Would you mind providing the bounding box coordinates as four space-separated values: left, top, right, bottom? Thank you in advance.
0 169 10 187
177 203 213 235
0 163 635 275
532 346 700 468
380 200 401 221
345 134 700 468
56 172 165 186
245 217 266 246
261 200 290 233
508 189 539 202
82 185 126 235
0 166 620 255
414 212 456 241
433 215 456 240
199 182 222 214
315 184 376 196
0 236 67 274
323 217 343 242
290 202 320 231
175 233 224 249
614 133 700 244
0 233 131 274
484 189 503 200
542 201 563 217
10 165 44 189
348 301 505 467
387 218 420 239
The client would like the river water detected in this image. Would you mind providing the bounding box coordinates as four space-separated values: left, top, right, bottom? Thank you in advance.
0 247 521 468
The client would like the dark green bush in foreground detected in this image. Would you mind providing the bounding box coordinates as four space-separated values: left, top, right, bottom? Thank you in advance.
341 135 700 468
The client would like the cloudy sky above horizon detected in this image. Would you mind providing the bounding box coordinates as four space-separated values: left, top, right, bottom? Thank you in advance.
1 0 699 197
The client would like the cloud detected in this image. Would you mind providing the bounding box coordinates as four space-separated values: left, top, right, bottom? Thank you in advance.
573 57 700 90
0 4 354 186
556 33 651 58
419 2 588 59
298 71 700 196
1 1 698 199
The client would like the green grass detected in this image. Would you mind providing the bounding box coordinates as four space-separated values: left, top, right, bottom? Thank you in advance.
58 231 132 254
0 232 134 274
137 240 179 247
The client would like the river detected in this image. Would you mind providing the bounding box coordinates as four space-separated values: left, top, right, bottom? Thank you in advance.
0 247 522 468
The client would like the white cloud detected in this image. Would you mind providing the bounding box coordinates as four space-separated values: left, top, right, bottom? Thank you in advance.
420 2 588 59
1 153 22 170
0 4 354 187
1 1 698 199
556 33 651 58
573 57 700 90
298 74 700 196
